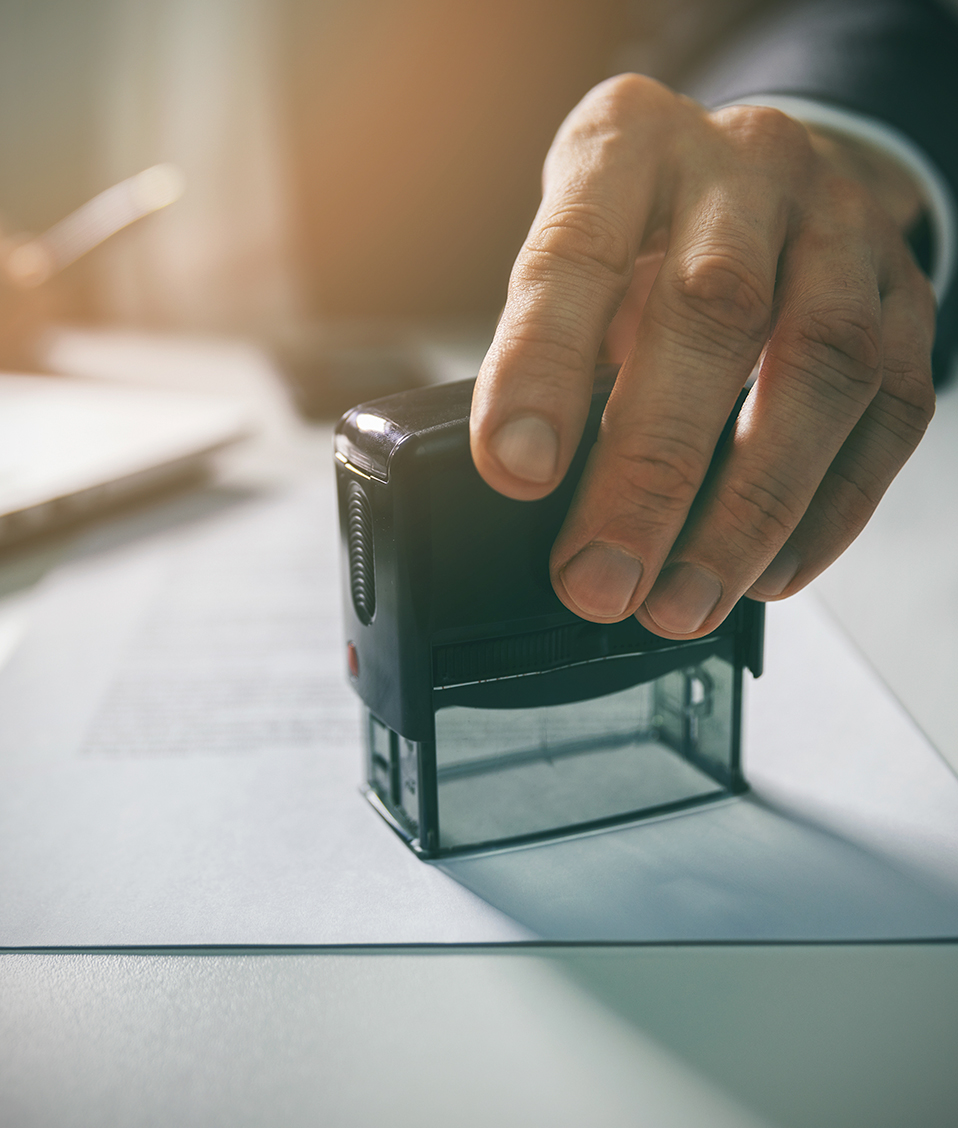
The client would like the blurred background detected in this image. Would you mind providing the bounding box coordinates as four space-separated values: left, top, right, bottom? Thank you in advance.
4 0 958 866
0 0 764 396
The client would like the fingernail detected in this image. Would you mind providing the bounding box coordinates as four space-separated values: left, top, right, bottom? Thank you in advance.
559 543 643 619
490 415 559 484
645 563 722 635
749 544 801 598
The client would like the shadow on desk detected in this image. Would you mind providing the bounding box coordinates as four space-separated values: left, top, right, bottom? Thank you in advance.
548 939 958 1128
440 789 958 942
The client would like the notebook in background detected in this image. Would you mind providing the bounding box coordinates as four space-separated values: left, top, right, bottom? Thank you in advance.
0 372 249 545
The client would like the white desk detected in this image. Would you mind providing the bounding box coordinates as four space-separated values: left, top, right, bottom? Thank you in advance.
3 944 958 1128
2 330 957 1128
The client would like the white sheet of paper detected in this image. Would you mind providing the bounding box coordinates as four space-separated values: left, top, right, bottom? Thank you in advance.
1 459 957 947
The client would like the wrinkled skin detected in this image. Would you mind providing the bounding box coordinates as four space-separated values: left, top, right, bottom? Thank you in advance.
470 74 936 639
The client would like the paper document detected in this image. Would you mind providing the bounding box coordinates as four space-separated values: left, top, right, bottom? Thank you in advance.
1 457 957 946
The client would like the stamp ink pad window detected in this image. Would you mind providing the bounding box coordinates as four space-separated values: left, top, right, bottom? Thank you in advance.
336 370 764 858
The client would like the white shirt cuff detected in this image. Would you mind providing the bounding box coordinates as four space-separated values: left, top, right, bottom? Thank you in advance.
717 93 957 302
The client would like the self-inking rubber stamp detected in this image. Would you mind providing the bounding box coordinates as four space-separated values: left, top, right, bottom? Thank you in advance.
335 367 764 858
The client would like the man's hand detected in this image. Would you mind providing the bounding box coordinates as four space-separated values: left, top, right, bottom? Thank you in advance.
470 74 936 638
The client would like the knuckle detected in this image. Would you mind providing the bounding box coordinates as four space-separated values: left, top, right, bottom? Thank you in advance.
781 302 883 400
819 465 882 535
715 104 810 165
588 72 676 124
809 355 935 541
821 173 874 221
604 435 705 531
497 322 594 381
874 361 936 446
549 73 679 183
818 177 906 258
663 248 772 350
718 472 803 547
529 202 634 280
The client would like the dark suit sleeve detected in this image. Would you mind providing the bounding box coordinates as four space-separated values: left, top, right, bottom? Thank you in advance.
685 0 958 384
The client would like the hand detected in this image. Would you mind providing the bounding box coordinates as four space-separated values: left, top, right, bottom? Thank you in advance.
470 74 936 638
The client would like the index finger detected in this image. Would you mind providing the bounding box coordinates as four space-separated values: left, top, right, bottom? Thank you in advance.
469 75 675 501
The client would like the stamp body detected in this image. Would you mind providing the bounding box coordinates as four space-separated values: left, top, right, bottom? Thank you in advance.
335 371 764 858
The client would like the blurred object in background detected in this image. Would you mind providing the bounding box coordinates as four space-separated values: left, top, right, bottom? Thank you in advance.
0 247 58 373
0 158 252 550
0 0 296 339
610 0 764 87
277 0 766 321
90 0 297 334
0 0 766 409
279 0 627 321
0 0 629 331
3 164 184 292
271 312 500 419
0 165 184 371
272 319 431 420
0 371 248 548
270 0 628 411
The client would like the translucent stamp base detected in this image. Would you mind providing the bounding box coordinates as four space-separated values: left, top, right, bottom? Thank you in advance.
364 652 744 857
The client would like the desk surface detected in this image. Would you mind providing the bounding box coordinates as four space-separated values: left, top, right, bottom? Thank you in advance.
4 944 958 1128
3 330 957 1128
